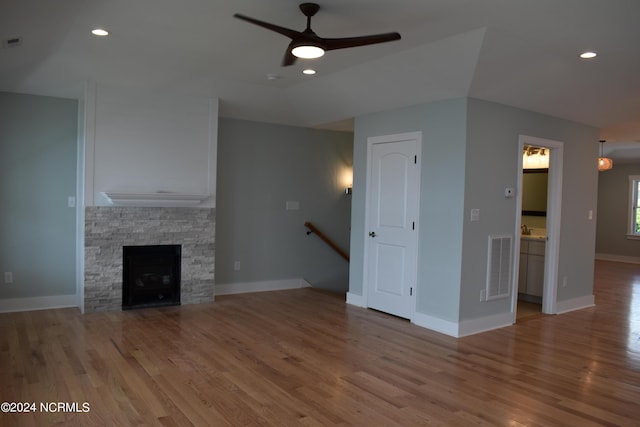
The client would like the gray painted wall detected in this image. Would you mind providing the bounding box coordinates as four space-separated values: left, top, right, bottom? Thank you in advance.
216 118 353 293
0 92 78 299
596 163 640 257
350 98 467 322
462 98 599 319
350 97 599 325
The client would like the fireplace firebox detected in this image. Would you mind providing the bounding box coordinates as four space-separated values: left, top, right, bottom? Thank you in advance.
122 245 181 309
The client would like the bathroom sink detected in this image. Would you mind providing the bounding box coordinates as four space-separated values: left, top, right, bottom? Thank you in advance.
521 235 546 240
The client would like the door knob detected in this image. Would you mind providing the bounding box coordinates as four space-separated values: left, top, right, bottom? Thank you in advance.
369 231 376 237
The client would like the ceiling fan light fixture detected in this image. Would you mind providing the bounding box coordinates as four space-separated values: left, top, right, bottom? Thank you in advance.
291 44 325 59
233 3 400 66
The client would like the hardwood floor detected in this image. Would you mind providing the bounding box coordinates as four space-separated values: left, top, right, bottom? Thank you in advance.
1 260 639 426
516 300 544 321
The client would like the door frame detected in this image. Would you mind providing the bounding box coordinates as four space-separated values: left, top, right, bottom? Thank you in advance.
362 131 422 321
513 135 563 318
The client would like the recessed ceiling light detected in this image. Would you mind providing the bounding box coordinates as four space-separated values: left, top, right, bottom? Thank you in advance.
266 73 282 80
91 28 110 37
579 51 597 59
302 69 316 75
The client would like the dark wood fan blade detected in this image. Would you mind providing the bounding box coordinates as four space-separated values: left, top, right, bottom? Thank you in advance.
282 48 297 66
233 14 300 40
323 32 401 51
234 6 401 67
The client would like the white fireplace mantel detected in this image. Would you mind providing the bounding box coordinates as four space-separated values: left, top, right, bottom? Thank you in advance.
101 191 210 207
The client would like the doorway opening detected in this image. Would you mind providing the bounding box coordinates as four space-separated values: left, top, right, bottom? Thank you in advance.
513 136 563 322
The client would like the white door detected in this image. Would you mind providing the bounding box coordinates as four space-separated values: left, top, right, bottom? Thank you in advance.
366 133 421 319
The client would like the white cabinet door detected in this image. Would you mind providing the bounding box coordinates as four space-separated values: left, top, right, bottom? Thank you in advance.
526 254 545 297
518 251 528 293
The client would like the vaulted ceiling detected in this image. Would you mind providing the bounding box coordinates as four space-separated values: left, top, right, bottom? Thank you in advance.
2 0 639 160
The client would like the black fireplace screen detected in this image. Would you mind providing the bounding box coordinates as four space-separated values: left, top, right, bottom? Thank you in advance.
122 245 181 309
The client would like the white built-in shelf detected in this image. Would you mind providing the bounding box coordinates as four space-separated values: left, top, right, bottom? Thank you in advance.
101 191 210 207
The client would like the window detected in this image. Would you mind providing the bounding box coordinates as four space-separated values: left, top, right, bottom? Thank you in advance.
629 175 640 239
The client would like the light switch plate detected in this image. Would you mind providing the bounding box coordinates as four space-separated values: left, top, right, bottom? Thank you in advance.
470 208 480 222
286 201 300 211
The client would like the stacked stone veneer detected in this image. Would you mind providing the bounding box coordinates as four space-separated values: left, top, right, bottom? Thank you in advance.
84 206 215 312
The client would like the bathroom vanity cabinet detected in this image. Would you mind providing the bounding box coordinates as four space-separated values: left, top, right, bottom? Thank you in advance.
518 238 545 302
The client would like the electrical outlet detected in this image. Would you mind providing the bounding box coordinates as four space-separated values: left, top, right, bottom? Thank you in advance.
4 272 13 284
234 261 241 271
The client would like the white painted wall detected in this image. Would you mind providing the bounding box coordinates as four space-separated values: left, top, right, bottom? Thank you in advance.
84 83 218 207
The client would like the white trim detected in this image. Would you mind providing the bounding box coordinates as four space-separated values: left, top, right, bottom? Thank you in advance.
215 278 311 296
100 191 210 207
83 81 97 207
346 292 366 307
412 312 460 337
77 90 86 314
628 175 640 237
0 295 78 313
412 311 514 338
595 253 640 264
208 98 219 208
514 135 563 317
556 295 595 314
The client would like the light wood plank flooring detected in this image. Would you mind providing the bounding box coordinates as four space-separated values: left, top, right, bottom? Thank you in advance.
1 260 639 426
516 300 543 321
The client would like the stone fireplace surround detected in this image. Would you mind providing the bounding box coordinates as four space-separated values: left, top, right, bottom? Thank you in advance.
84 206 215 312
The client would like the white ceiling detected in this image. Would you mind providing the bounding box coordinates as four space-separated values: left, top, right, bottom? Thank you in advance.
2 0 640 161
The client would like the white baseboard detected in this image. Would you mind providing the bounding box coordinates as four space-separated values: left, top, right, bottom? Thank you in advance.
346 292 366 307
412 311 514 338
556 294 595 314
412 311 461 337
457 312 514 337
595 253 640 264
0 294 78 313
215 278 311 296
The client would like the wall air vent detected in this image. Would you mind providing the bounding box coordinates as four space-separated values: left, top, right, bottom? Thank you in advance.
486 235 512 300
3 37 22 48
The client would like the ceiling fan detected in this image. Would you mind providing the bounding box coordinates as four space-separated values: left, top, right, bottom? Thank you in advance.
233 2 401 66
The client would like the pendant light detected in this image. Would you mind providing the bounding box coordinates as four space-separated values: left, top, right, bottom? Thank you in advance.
598 140 613 171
